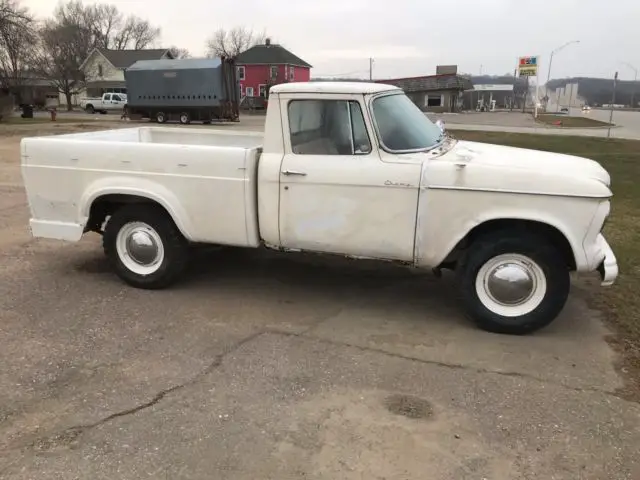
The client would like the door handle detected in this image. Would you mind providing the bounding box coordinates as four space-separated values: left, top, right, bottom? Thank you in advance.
281 170 307 176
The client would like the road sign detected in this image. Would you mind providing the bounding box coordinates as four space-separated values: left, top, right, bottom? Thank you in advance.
518 56 538 77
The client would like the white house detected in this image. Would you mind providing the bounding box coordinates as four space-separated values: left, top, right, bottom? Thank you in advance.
66 48 173 106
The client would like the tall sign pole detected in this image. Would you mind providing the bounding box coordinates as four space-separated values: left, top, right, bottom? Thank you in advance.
535 55 540 118
518 55 539 117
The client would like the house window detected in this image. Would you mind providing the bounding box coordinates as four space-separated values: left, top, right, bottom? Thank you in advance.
98 64 103 77
245 86 254 97
270 65 278 79
426 94 443 107
259 84 266 97
237 66 245 80
289 67 294 81
288 99 371 155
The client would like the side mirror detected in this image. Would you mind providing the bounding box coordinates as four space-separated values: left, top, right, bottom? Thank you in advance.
435 119 446 133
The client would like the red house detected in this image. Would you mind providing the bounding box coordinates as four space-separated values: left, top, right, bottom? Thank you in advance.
236 38 312 107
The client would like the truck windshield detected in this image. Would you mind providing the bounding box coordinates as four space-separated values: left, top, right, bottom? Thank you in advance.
372 93 443 152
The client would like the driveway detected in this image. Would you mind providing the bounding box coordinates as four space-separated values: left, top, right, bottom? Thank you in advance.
1 124 639 479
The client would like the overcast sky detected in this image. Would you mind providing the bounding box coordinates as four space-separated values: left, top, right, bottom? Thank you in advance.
23 0 640 82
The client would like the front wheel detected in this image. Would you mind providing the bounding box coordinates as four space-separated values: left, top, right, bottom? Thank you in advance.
179 112 190 124
456 231 570 335
103 204 189 289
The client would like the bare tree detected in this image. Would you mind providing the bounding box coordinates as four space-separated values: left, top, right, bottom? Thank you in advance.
0 0 38 102
88 3 122 49
205 27 266 58
168 46 190 59
112 16 160 50
34 1 97 110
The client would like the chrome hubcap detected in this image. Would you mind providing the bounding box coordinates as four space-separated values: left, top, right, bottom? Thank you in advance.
126 229 159 265
475 253 547 318
485 262 535 306
115 222 164 275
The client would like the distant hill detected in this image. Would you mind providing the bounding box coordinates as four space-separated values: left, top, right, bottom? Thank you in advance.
547 77 639 107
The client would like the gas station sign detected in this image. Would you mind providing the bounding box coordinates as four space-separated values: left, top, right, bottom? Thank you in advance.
518 56 538 77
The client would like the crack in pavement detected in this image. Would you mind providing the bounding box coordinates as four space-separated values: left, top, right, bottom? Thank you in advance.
11 330 265 455
263 328 625 399
6 325 631 461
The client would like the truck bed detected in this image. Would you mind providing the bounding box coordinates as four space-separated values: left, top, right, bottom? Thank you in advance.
21 127 264 248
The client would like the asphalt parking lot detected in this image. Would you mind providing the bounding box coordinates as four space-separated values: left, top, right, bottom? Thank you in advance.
1 122 639 479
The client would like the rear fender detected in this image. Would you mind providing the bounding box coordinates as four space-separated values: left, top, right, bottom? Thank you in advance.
80 176 195 240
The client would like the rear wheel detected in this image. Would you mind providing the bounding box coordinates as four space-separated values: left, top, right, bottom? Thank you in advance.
85 105 95 114
179 112 190 125
103 204 189 289
156 111 167 123
456 231 570 335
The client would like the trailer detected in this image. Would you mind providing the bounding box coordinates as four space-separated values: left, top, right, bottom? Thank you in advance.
124 57 240 124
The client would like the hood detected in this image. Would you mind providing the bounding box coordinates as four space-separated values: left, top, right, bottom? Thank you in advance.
424 140 612 198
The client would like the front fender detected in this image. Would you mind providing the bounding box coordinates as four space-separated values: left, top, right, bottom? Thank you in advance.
80 176 196 240
414 190 600 270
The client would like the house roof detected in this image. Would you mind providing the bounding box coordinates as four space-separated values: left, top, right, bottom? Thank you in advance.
82 48 171 70
271 81 398 95
236 42 312 68
377 74 473 93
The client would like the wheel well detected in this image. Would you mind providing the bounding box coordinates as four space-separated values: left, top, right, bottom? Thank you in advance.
86 194 169 233
443 219 577 271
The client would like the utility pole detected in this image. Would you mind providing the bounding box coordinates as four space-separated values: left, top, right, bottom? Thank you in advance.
545 40 580 110
608 71 618 139
369 58 374 81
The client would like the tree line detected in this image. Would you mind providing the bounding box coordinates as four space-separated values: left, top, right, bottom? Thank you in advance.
0 0 267 109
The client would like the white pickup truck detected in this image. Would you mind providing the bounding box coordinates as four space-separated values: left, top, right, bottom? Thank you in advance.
21 82 618 334
80 92 127 114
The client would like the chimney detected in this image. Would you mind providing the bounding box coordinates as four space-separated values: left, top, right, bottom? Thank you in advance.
265 38 271 46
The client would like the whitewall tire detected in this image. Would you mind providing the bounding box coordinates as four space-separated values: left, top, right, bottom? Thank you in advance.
457 231 570 335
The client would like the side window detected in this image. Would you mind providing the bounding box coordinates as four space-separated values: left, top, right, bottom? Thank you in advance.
104 94 111 101
112 94 122 102
288 99 371 156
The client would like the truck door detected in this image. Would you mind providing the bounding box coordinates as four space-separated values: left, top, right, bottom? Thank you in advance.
278 96 421 262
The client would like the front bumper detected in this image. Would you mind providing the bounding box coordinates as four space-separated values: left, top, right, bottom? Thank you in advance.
596 234 618 286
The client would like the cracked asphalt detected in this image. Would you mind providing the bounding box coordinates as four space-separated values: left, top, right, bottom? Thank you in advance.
1 125 639 479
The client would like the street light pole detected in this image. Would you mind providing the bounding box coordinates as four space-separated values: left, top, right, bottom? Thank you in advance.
545 40 580 109
621 61 638 108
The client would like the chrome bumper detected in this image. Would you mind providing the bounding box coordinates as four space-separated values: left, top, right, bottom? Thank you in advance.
596 234 618 286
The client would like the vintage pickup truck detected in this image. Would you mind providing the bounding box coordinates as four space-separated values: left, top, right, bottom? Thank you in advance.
20 82 618 334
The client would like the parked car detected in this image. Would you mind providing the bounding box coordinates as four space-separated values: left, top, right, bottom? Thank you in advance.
559 107 570 114
80 93 127 114
20 82 618 335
